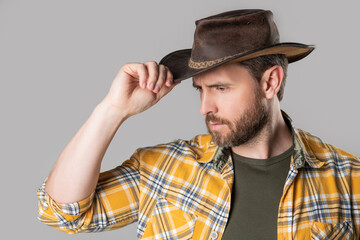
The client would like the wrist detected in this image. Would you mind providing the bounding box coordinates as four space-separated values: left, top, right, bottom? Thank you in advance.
96 99 129 125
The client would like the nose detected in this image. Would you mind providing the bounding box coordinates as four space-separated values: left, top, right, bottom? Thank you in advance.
200 92 217 116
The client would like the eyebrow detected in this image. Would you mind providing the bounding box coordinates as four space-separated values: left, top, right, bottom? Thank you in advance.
192 81 232 89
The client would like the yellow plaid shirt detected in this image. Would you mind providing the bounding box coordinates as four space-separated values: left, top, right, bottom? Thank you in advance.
37 113 360 239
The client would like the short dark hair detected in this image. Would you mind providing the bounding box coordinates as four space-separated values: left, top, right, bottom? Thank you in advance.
239 54 288 101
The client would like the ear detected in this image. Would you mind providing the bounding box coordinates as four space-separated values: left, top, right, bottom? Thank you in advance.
260 65 283 100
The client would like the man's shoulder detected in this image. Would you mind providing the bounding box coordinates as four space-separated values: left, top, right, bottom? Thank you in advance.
133 134 214 160
145 134 212 150
294 128 359 167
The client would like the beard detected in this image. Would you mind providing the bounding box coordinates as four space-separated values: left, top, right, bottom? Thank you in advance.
206 88 269 148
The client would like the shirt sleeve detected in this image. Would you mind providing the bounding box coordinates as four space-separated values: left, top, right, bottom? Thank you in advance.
37 152 141 234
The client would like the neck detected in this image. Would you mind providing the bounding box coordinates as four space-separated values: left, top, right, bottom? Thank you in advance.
231 109 293 159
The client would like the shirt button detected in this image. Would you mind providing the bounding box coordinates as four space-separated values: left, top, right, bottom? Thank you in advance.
210 231 218 239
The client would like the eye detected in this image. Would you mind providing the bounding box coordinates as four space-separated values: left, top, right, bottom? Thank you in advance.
217 87 227 92
194 86 202 92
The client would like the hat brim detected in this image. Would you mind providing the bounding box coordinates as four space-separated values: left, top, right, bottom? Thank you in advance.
159 42 315 82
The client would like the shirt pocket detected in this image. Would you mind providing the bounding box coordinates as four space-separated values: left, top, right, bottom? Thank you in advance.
142 197 197 240
310 221 354 240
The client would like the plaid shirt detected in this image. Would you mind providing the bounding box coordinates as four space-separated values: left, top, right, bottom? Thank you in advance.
37 113 360 239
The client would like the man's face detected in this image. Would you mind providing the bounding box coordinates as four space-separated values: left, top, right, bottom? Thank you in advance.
192 63 269 147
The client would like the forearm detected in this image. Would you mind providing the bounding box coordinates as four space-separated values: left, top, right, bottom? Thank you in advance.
44 61 175 204
45 99 127 203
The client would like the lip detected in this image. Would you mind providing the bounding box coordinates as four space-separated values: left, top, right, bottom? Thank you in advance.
208 122 225 131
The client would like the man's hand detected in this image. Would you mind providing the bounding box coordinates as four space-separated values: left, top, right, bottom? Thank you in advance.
103 61 178 118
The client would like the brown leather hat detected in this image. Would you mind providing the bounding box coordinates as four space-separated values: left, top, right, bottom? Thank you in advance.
160 9 315 82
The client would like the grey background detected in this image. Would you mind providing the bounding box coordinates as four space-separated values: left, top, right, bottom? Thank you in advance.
1 0 359 239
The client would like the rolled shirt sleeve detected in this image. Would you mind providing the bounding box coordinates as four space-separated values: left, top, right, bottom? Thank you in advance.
37 154 141 234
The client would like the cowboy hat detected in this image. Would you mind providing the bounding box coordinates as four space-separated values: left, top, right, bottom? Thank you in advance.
160 9 315 82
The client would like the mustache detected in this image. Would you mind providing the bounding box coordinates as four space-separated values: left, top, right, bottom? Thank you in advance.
205 113 231 125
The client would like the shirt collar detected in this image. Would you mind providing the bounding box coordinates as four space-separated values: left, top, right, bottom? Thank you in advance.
283 110 325 169
195 144 229 173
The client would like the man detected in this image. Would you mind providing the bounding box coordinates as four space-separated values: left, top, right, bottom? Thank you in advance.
37 9 360 239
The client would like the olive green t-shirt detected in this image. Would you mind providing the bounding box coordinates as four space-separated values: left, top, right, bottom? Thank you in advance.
222 144 294 240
